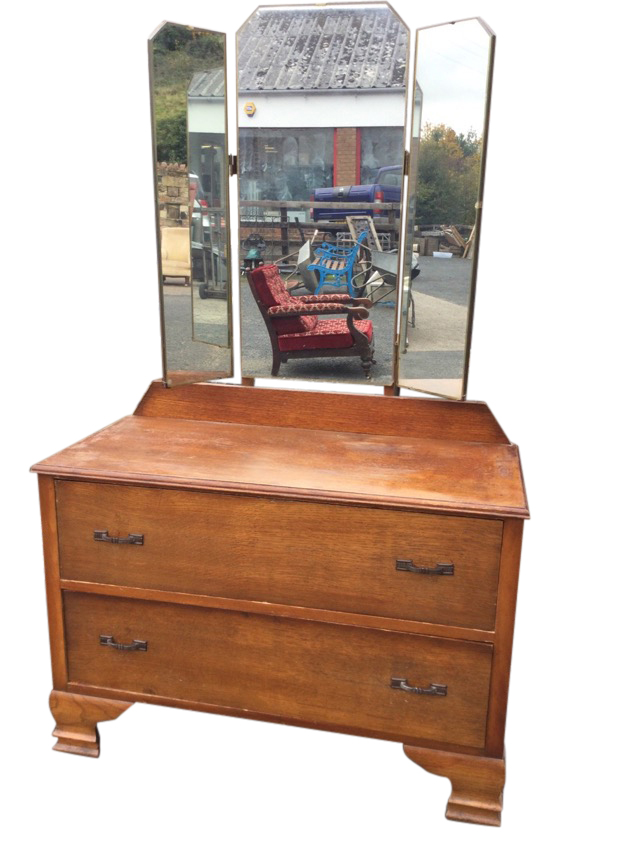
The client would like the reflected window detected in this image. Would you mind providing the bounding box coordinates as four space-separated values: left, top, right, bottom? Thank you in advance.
360 127 405 184
239 129 334 202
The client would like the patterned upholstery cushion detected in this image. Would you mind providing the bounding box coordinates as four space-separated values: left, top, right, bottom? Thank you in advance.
250 264 290 307
250 265 316 334
296 294 352 304
278 317 373 352
268 303 347 315
272 314 317 334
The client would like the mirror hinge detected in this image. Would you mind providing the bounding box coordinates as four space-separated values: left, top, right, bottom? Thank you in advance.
403 150 410 176
229 154 238 177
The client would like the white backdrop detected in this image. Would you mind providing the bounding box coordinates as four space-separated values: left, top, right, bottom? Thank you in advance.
2 1 638 850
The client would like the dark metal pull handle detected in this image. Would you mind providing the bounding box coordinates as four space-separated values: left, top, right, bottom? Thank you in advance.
396 559 454 576
390 677 447 696
100 634 148 652
94 529 144 546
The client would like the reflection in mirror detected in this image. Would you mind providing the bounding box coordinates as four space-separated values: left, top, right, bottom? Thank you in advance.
149 22 232 386
399 18 495 399
237 3 408 385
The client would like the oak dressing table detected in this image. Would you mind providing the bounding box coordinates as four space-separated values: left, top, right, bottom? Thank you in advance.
32 5 527 828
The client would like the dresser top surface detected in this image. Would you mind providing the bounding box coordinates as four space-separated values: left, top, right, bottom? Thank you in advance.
33 412 528 519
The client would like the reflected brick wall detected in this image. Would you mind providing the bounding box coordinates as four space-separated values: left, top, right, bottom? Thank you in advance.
334 128 359 186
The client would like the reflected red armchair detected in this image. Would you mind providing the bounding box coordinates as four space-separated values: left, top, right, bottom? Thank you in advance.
247 265 375 379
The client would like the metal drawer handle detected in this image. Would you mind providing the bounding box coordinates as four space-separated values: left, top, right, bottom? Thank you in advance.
94 529 144 546
390 677 447 696
396 559 454 576
100 634 148 652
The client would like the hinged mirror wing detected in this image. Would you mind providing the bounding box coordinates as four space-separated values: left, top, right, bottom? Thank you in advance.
149 22 233 387
399 18 496 400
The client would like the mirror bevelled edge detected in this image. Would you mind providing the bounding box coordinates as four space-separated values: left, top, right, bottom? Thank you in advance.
398 17 496 400
148 21 233 388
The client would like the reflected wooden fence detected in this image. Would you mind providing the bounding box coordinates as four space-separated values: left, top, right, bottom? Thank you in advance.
238 199 401 261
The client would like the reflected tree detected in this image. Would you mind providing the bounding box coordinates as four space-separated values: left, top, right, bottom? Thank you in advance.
416 124 482 226
152 24 224 162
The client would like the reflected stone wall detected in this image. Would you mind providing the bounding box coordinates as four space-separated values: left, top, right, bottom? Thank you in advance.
156 163 189 228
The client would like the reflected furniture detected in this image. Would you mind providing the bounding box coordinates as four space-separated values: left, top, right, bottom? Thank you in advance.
308 228 369 297
247 264 375 378
160 227 191 283
33 381 527 826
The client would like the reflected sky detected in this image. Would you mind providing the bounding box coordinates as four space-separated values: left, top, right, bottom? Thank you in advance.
416 21 490 134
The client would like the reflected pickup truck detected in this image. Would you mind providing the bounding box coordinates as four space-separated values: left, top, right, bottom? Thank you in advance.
311 165 402 222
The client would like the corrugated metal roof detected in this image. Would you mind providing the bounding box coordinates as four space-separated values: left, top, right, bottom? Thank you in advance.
237 7 408 91
189 68 225 98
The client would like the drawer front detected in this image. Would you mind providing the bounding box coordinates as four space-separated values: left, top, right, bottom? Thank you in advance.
64 592 493 749
57 481 502 630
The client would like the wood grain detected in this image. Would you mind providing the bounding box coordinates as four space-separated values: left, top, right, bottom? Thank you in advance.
49 690 131 757
63 592 493 749
31 378 527 824
485 519 525 755
32 415 528 519
56 481 502 630
38 476 67 688
66 681 487 756
404 744 505 826
166 370 231 387
59 579 494 644
134 380 511 444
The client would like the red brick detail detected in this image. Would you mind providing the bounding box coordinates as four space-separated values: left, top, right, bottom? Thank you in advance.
334 128 359 186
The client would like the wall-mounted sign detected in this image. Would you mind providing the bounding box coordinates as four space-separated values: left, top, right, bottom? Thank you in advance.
244 102 256 118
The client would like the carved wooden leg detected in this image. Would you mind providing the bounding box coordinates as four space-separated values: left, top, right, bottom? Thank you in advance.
50 690 132 758
359 345 375 379
404 745 505 827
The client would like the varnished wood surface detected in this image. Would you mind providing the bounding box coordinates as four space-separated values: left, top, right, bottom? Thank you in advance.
57 481 502 630
134 380 511 444
59 579 494 643
166 370 230 387
404 745 505 826
67 681 488 756
38 476 67 688
49 690 131 758
33 415 528 519
64 592 493 749
485 519 525 755
33 380 527 821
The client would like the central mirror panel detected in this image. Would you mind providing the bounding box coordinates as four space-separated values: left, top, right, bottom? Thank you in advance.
237 3 408 385
398 18 495 399
149 22 233 387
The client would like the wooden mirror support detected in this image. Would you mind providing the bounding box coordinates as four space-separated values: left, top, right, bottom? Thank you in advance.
33 380 527 826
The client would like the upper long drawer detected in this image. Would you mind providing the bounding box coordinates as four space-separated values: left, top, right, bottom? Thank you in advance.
56 481 503 630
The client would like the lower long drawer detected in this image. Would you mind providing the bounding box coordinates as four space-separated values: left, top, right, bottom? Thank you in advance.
63 592 493 749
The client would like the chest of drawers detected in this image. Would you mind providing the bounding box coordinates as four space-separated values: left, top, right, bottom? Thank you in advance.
32 381 527 826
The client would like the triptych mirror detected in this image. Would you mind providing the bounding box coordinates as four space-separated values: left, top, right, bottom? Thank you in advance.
149 4 495 398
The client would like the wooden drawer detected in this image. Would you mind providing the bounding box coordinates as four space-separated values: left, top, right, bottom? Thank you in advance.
63 592 493 749
56 481 502 630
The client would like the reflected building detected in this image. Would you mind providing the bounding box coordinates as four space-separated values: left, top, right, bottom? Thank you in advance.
237 7 407 205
